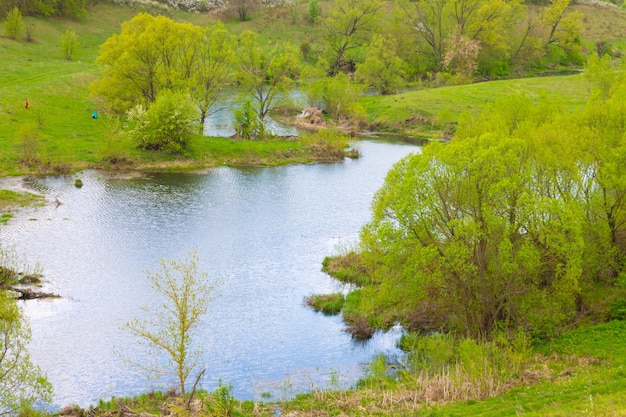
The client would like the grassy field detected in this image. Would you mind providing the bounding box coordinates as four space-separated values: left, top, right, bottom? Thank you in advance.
360 74 591 137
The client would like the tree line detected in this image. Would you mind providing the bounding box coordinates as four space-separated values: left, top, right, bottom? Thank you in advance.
88 0 583 150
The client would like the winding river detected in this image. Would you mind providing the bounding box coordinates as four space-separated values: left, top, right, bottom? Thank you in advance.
0 139 421 408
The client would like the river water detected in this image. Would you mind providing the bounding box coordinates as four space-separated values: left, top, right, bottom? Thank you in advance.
0 139 421 408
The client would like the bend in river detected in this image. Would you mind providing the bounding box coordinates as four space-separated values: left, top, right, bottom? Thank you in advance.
0 139 421 408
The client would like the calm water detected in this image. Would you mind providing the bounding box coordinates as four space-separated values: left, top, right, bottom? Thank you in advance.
0 140 420 408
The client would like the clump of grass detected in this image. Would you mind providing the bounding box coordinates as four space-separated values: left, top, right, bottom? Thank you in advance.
305 293 344 315
322 251 370 286
0 213 13 224
299 130 357 161
96 391 169 414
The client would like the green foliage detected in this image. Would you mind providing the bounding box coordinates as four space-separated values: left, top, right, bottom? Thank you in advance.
125 250 220 395
203 380 237 417
126 90 197 153
92 14 217 114
0 291 53 414
353 88 626 340
235 30 300 123
355 34 405 95
60 29 79 60
322 252 370 286
307 0 321 24
304 71 364 121
320 0 382 75
190 23 233 125
4 7 23 40
584 53 620 100
234 100 265 140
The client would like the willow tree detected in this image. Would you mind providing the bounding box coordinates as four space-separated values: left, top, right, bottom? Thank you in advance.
235 30 299 129
321 0 382 75
190 23 233 125
91 14 233 116
356 95 588 339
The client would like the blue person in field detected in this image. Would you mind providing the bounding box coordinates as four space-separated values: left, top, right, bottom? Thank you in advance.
92 110 98 119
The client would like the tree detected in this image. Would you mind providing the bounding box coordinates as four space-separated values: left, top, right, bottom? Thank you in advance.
189 23 233 126
4 7 23 40
235 30 299 131
126 251 219 396
60 29 78 60
0 291 53 415
442 30 480 79
91 14 203 113
126 90 197 153
355 34 405 95
356 95 586 339
308 0 321 24
304 70 364 122
231 0 258 21
509 0 582 73
396 0 449 72
321 0 382 75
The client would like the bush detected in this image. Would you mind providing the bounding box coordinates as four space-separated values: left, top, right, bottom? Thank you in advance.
307 0 321 23
126 91 197 153
60 30 79 60
4 7 23 40
234 100 265 140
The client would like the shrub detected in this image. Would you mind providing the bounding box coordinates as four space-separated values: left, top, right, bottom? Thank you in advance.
126 91 197 153
307 0 321 23
234 100 265 140
60 30 79 60
4 7 23 40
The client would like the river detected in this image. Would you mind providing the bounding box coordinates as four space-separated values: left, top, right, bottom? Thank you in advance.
0 139 421 408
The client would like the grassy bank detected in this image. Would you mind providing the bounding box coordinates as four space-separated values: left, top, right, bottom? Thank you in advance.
360 74 591 138
66 320 626 416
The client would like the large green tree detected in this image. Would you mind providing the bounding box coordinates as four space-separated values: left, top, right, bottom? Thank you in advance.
350 95 605 340
235 30 299 130
321 0 383 75
91 14 208 114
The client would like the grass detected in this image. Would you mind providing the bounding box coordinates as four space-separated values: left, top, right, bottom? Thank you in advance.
305 292 344 315
0 189 45 224
360 74 592 137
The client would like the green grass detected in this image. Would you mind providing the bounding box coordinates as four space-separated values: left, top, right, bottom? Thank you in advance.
360 74 591 136
305 293 344 315
428 321 626 416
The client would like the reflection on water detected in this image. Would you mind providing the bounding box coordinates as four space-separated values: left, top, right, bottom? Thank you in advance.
202 92 302 137
0 140 421 408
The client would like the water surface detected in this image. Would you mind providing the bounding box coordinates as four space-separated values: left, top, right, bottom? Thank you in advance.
0 140 420 408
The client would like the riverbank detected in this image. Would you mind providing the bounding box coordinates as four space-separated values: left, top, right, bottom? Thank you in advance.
55 320 626 416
